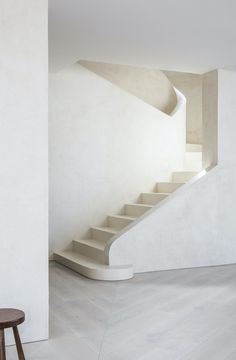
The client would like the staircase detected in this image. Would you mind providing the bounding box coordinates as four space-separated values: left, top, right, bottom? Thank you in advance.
54 144 202 280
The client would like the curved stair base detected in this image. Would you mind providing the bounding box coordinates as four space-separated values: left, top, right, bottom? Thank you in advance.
54 250 133 281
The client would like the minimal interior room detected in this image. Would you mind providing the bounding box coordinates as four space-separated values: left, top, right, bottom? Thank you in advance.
1 1 236 359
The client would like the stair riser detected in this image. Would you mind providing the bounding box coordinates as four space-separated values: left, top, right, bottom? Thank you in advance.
125 204 151 217
156 183 183 193
91 228 115 242
73 241 105 263
108 216 134 230
172 172 197 182
141 193 168 205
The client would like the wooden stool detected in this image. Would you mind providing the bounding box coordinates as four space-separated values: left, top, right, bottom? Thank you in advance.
0 309 25 360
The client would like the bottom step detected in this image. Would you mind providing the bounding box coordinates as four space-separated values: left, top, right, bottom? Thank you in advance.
54 250 133 281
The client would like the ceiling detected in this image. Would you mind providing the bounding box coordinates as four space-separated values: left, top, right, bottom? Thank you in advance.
49 0 236 73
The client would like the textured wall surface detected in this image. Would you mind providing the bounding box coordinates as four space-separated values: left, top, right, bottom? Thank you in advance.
49 64 186 255
0 0 48 344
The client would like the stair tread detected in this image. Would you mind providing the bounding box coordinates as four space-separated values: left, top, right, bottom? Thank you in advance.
126 203 153 207
173 171 198 174
73 239 105 250
142 192 169 195
91 226 118 234
172 182 186 184
157 182 184 185
108 215 136 220
55 250 131 270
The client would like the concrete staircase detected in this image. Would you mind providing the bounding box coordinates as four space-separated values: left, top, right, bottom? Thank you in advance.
54 144 202 280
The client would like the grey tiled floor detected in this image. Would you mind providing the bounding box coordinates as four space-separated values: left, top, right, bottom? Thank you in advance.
7 261 236 359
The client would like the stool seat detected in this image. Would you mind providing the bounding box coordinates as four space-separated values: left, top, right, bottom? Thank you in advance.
0 309 25 330
0 308 25 360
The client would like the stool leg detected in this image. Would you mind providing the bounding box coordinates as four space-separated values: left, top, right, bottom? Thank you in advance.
0 329 6 360
13 326 25 360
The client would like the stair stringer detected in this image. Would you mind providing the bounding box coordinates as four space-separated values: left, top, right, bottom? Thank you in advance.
106 166 232 273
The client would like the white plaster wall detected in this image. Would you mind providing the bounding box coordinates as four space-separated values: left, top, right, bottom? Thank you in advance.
218 70 236 165
109 69 236 272
0 0 48 343
80 61 177 114
164 71 203 144
202 71 218 168
49 64 186 255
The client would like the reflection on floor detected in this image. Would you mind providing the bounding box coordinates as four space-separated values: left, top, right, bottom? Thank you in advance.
6 261 236 360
